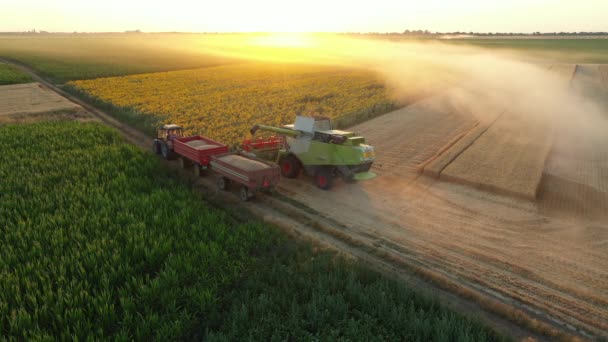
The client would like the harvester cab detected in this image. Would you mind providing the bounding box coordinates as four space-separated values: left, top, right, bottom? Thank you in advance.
249 115 376 190
152 124 183 159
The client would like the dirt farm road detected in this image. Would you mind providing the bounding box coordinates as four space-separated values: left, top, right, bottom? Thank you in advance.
3 58 606 340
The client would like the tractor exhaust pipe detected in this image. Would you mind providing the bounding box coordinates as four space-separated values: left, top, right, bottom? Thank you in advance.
250 125 260 136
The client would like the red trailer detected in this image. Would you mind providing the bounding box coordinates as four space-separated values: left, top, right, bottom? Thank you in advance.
210 152 280 201
173 135 229 176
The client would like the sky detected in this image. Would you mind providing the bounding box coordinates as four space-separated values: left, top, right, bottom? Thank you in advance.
3 0 608 33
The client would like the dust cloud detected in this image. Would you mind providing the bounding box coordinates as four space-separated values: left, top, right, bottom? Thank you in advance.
198 34 607 197
204 34 607 133
325 37 606 131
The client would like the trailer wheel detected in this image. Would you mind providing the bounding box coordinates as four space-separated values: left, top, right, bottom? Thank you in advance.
152 140 161 155
193 164 204 177
239 186 252 201
180 157 192 169
315 168 333 190
217 177 229 190
279 156 300 178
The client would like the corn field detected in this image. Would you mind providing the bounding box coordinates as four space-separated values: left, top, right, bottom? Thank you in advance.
0 121 273 339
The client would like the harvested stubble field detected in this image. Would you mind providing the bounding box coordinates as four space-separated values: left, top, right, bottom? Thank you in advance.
601 65 608 90
422 63 576 199
421 121 490 179
546 63 577 81
0 82 81 116
538 64 608 220
439 114 553 199
275 63 608 338
66 63 398 144
352 89 479 179
0 120 504 340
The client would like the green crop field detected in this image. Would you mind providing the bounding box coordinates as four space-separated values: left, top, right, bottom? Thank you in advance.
447 38 608 63
0 120 505 340
0 63 32 85
0 34 233 82
2 34 607 84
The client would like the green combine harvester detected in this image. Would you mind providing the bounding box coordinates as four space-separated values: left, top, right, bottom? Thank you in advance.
247 116 376 190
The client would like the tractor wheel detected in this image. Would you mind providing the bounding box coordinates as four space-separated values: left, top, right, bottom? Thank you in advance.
160 142 174 160
279 156 300 178
239 186 252 201
194 164 203 177
315 168 333 190
217 176 229 190
152 140 161 155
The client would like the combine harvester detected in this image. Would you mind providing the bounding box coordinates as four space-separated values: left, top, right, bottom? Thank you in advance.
247 116 376 189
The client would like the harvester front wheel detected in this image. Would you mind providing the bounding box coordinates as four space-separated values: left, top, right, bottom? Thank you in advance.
315 168 333 190
279 156 300 178
152 140 161 155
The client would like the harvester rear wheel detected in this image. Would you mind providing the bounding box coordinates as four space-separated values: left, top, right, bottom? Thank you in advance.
315 168 333 190
279 156 300 178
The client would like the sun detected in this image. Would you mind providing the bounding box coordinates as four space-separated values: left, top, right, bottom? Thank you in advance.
249 33 315 48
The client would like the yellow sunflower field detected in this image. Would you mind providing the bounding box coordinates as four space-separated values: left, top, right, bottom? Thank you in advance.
68 63 398 144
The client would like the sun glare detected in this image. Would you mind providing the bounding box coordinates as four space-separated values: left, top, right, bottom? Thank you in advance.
249 33 315 48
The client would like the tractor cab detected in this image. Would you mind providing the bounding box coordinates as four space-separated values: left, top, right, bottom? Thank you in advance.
157 124 183 142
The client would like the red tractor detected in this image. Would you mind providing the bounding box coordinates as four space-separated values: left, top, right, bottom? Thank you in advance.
152 124 229 176
152 124 184 160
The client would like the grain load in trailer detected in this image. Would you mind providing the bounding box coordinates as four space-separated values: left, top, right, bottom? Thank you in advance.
152 124 229 176
211 153 280 201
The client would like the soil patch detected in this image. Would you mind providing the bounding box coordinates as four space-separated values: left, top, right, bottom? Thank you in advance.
0 82 81 116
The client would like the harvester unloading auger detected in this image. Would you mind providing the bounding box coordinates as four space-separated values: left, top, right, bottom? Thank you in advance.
247 115 376 190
